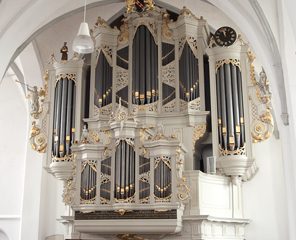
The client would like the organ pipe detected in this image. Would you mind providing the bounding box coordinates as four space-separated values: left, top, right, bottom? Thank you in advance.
52 78 76 159
216 63 245 151
114 140 135 200
179 43 199 102
132 25 158 105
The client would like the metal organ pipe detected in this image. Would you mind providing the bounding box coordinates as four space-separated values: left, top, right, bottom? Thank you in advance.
237 69 245 146
146 32 151 103
216 63 245 151
231 65 241 148
53 80 62 156
132 25 158 105
219 67 228 149
224 64 235 150
71 83 76 144
65 80 73 155
59 80 68 157
216 70 223 146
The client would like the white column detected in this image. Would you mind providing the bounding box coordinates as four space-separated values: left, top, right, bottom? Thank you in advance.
240 48 253 158
157 20 163 113
95 159 101 205
174 36 180 111
128 23 133 114
89 51 96 118
112 46 117 113
198 47 205 111
208 56 219 158
150 156 155 204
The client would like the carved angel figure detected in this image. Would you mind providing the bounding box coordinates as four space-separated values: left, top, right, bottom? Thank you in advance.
27 86 40 116
258 68 270 96
144 0 154 10
126 0 135 13
80 125 90 144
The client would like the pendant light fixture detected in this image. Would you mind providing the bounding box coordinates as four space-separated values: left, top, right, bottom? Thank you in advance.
72 0 94 54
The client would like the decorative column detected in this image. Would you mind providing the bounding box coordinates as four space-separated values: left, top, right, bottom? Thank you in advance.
90 17 119 118
169 7 209 112
206 35 253 177
143 126 187 207
48 54 85 181
109 102 138 209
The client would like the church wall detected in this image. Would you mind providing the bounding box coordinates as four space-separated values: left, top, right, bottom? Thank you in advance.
243 136 289 240
0 75 27 240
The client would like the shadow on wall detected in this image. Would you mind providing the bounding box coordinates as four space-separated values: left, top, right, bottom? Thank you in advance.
0 230 9 240
45 235 64 240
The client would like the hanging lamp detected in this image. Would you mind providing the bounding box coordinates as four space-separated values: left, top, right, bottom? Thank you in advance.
72 0 94 54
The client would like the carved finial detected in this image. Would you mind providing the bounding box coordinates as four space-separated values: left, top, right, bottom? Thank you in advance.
95 17 109 28
60 42 68 61
179 6 198 19
80 125 90 144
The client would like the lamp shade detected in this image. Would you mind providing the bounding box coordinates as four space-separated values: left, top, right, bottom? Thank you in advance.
72 22 94 54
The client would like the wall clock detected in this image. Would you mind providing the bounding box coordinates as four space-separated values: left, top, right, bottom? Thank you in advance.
214 26 237 47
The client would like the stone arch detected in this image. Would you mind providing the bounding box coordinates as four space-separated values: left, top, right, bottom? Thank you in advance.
0 230 9 240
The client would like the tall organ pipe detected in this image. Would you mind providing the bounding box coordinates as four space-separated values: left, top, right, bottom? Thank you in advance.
216 70 223 146
52 81 58 156
54 80 62 156
237 69 245 146
65 80 73 155
132 25 158 105
231 65 241 148
219 67 228 149
224 64 235 150
59 80 68 157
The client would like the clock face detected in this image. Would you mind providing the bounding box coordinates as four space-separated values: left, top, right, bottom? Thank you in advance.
214 26 237 47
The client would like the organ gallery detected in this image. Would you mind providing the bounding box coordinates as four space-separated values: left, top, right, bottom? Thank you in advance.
29 1 274 239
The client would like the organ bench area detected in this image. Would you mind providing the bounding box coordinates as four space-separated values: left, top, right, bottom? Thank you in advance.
44 3 273 240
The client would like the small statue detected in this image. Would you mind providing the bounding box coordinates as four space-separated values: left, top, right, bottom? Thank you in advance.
60 42 68 61
162 12 172 39
30 121 40 139
118 20 129 44
81 125 90 144
26 85 41 116
259 68 270 95
144 0 154 10
126 0 135 13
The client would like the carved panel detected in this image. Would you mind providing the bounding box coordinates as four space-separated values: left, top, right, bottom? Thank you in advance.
248 51 274 143
162 61 176 88
115 66 129 92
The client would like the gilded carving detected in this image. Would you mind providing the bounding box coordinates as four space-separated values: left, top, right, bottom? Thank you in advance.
215 59 241 72
118 19 129 44
177 177 190 202
219 144 246 156
95 16 109 28
56 73 77 83
29 121 47 153
126 0 135 13
162 12 172 39
117 234 144 240
62 158 76 205
192 124 206 147
248 51 274 143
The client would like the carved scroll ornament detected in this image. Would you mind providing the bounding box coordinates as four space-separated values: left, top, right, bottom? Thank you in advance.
248 51 274 143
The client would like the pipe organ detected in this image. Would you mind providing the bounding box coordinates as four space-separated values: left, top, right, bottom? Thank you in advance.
39 2 274 240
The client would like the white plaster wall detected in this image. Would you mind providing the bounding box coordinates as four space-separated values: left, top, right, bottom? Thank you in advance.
243 136 289 240
0 74 27 240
